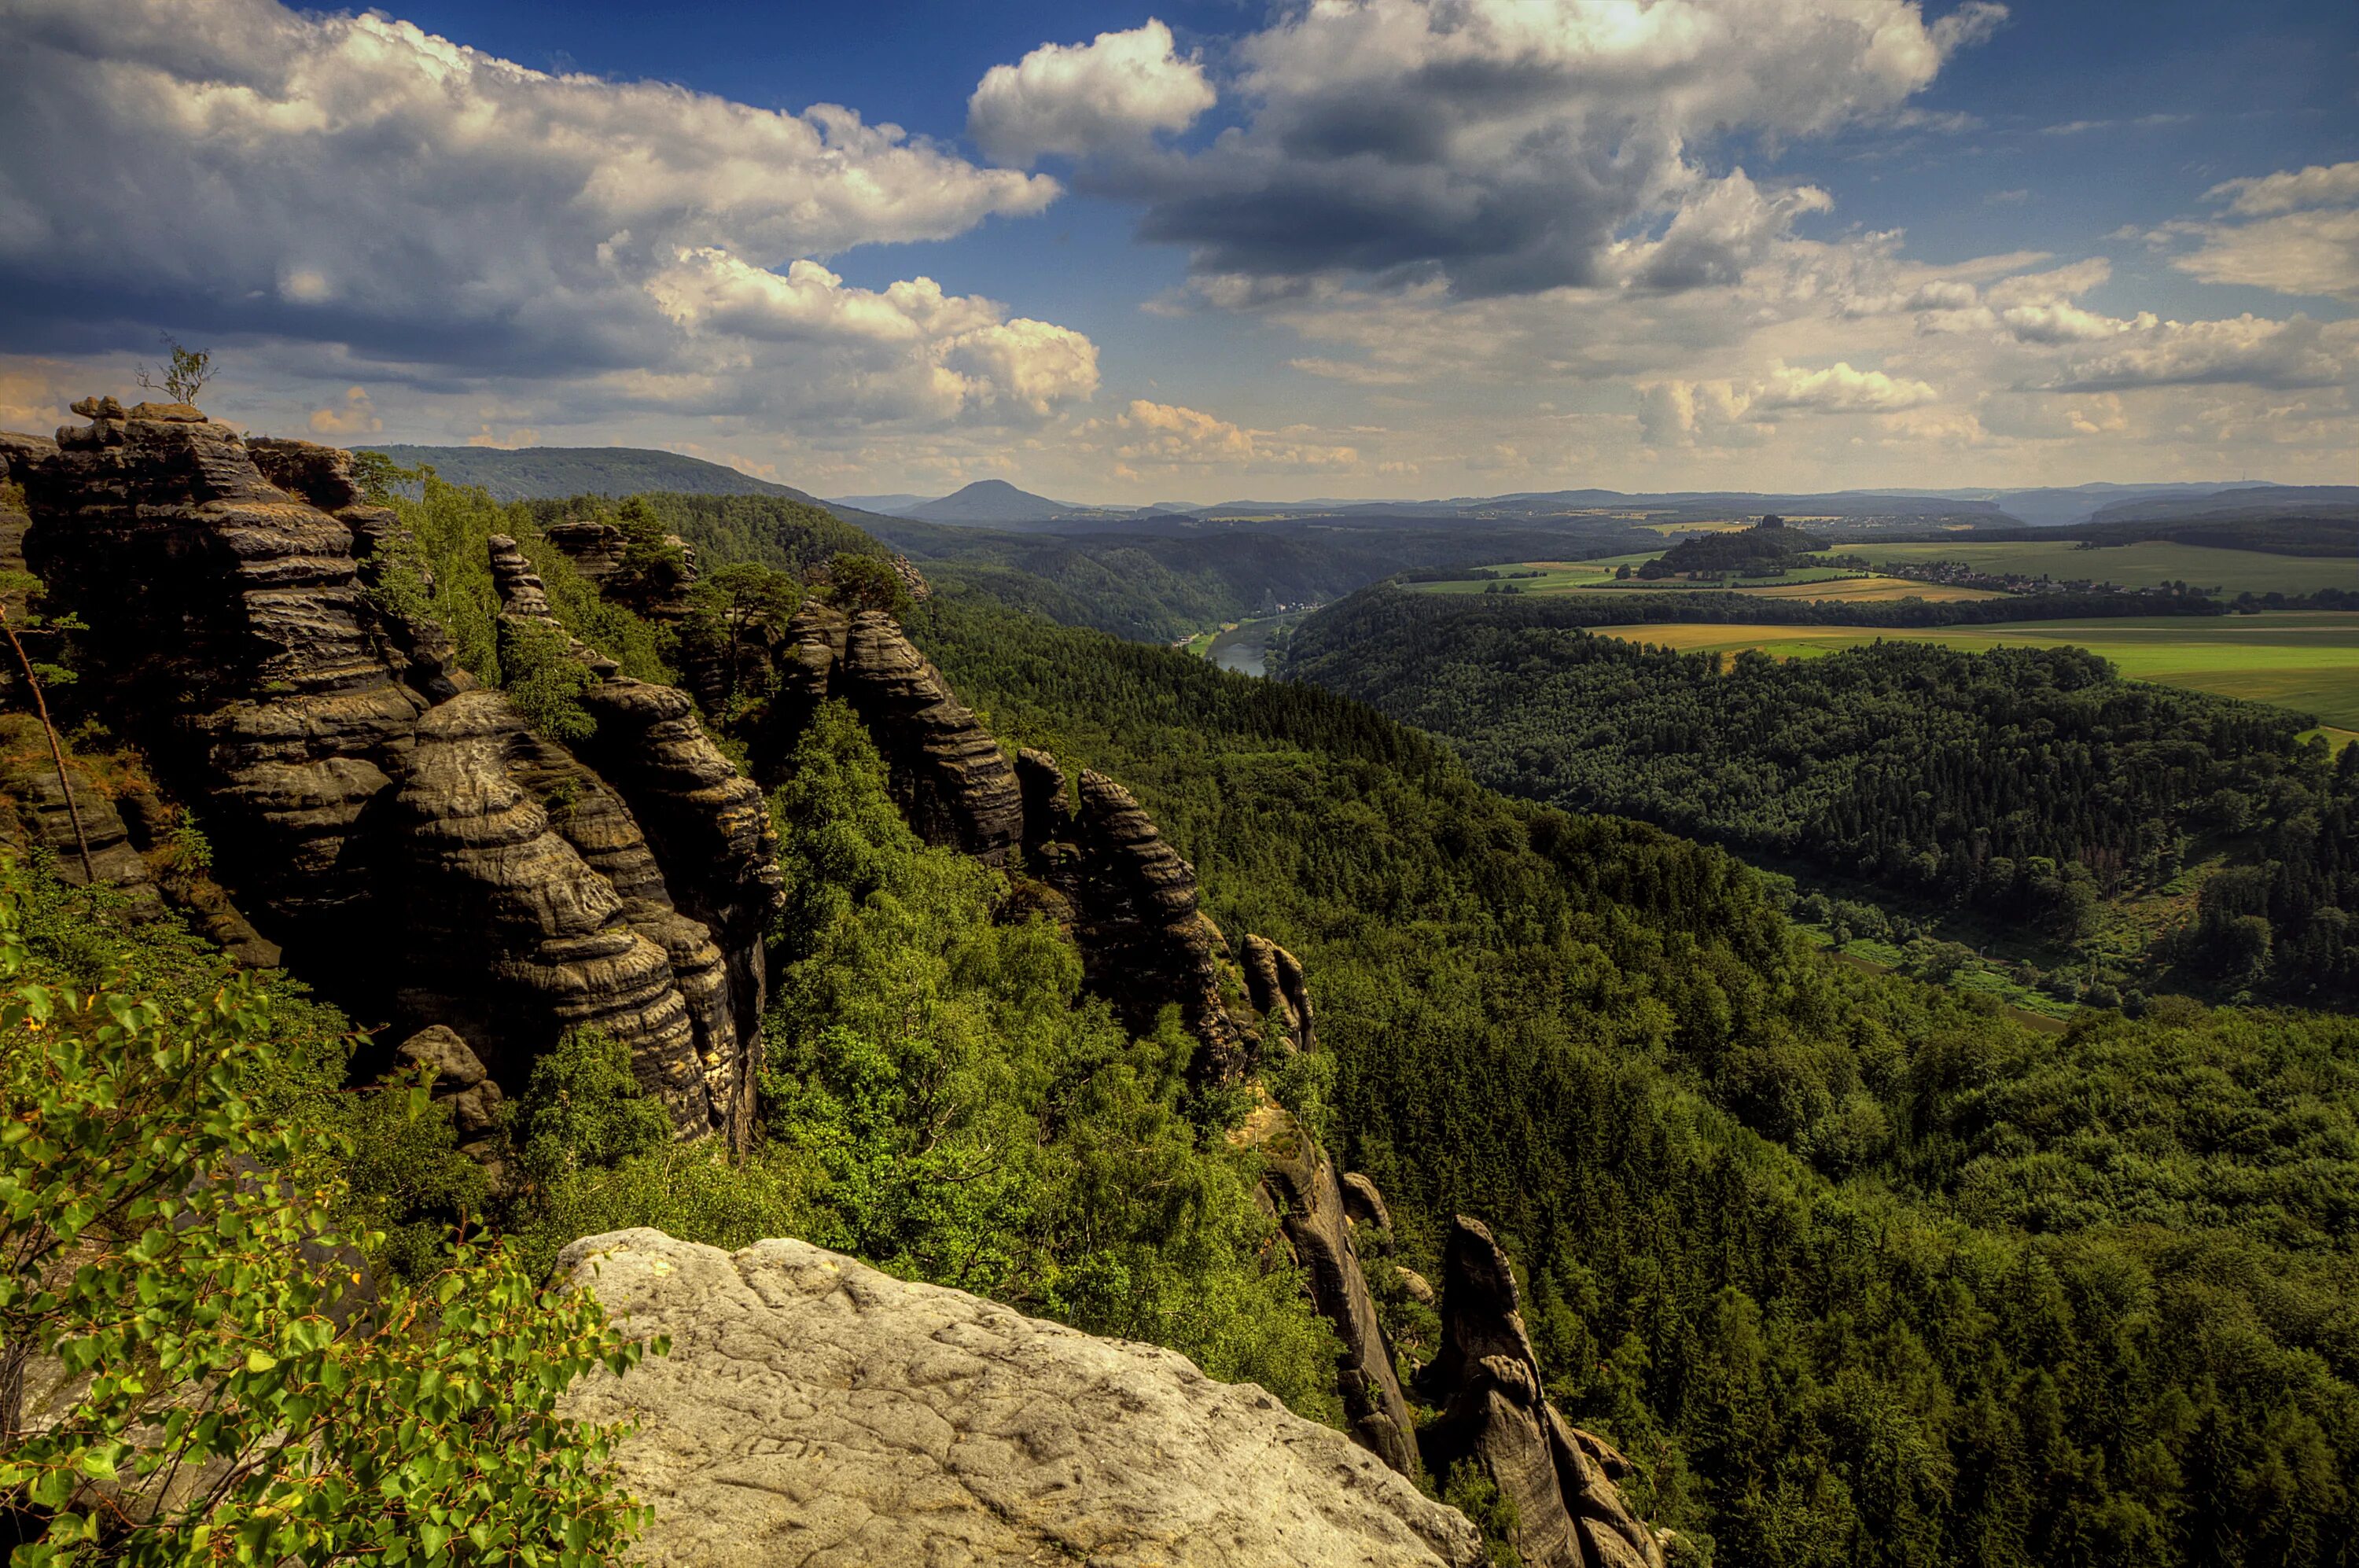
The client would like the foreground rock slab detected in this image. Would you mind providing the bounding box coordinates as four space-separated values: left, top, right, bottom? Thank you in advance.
557 1228 1485 1568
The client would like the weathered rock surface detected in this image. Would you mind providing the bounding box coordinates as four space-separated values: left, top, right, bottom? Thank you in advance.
251 437 475 701
386 691 715 1129
1343 1170 1394 1234
1019 753 1252 1081
556 1228 1485 1568
394 1025 506 1165
23 403 427 946
771 602 1022 863
486 536 785 1142
1420 1217 1665 1568
0 746 160 915
1242 1106 1422 1481
536 513 698 620
1243 931 1316 1054
13 401 776 1139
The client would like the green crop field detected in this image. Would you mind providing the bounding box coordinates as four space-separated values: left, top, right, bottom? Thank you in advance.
1860 539 2359 597
1590 612 2359 731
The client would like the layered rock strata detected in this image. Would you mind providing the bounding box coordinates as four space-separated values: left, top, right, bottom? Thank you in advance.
13 401 771 1138
23 402 425 951
0 749 160 915
556 1228 1485 1568
485 536 784 1140
252 438 473 701
382 690 715 1127
1420 1217 1666 1568
1014 748 1251 1082
537 514 698 620
773 602 1021 863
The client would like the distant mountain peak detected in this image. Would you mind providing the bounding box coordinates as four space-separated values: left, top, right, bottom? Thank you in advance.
906 480 1078 525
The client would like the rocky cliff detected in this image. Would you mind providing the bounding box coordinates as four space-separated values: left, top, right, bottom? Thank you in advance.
1421 1217 1667 1568
9 400 776 1139
1014 745 1256 1082
1239 1106 1422 1480
555 1228 1485 1568
769 601 1025 863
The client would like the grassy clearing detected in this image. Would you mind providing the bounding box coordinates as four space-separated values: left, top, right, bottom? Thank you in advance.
1862 539 2359 598
1590 612 2359 730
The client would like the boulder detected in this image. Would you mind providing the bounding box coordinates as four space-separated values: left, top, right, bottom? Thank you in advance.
555 1228 1485 1568
394 1025 506 1154
1342 1172 1393 1234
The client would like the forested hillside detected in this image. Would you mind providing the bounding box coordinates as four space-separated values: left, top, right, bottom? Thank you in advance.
1289 586 2359 1006
852 515 1662 641
908 587 2359 1567
364 444 811 500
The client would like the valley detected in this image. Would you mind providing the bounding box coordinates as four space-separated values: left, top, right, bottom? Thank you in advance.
7 3 2356 1563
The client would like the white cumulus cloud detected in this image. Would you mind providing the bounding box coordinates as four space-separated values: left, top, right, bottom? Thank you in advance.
0 0 1080 431
1087 399 1359 472
968 20 1215 167
2164 164 2359 303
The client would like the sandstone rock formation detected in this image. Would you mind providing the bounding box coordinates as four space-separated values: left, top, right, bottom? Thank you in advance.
24 403 427 944
385 691 716 1129
1243 932 1316 1054
485 535 785 1139
556 1228 1485 1568
13 401 775 1139
0 745 160 915
1243 1108 1422 1481
536 513 698 620
1421 1217 1665 1568
1014 747 1253 1081
395 1025 506 1169
772 602 1021 863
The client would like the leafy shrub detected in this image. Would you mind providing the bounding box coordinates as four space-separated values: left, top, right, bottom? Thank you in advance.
0 857 656 1566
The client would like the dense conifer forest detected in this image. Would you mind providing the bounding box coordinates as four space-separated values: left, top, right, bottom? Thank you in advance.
1286 603 2359 1005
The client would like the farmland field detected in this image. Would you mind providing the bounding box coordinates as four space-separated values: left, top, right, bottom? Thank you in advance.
1409 558 1996 599
1588 612 2359 731
1860 539 2359 597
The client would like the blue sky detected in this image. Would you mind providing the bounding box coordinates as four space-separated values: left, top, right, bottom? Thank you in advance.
2 0 2353 499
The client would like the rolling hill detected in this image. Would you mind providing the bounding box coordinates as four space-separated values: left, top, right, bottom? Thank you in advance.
365 444 807 502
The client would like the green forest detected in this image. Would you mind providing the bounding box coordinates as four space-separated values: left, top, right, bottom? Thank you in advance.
11 476 2359 1566
1286 601 2359 1006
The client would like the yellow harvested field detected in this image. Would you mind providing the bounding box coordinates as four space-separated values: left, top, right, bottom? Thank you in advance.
1737 576 2004 602
1639 520 1749 534
1586 613 2359 730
